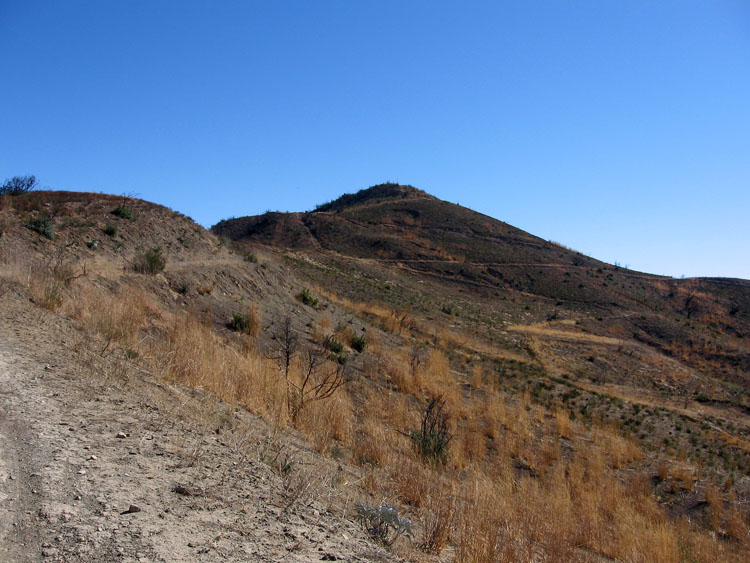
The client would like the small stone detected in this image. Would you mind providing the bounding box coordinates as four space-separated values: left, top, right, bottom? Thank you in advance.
74 494 82 501
62 513 72 523
77 470 87 475
116 432 127 439
121 505 141 515
88 455 97 461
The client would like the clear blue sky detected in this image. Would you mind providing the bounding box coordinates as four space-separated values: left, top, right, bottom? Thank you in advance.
2 1 749 279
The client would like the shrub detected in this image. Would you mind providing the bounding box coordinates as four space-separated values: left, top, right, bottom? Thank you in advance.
355 503 413 545
25 214 56 239
243 251 258 263
411 396 452 464
350 334 366 353
229 312 250 333
111 204 134 219
296 288 319 308
325 336 344 354
132 247 166 274
1 175 37 195
103 224 117 237
230 305 261 336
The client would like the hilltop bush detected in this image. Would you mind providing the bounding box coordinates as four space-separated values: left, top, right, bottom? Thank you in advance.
1 175 38 195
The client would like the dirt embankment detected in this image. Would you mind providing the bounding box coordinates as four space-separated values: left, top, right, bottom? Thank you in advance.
0 290 397 562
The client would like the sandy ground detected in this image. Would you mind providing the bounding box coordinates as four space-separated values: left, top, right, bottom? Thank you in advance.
0 290 399 562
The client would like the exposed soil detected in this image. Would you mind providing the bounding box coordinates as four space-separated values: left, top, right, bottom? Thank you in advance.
0 290 399 562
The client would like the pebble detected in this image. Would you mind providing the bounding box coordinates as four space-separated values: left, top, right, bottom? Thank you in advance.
88 455 97 461
77 469 87 475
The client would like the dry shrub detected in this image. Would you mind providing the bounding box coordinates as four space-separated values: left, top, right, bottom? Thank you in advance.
196 281 214 295
246 301 262 337
554 407 572 438
391 457 431 508
671 464 696 491
455 419 486 468
705 484 723 531
593 425 643 468
383 356 419 394
419 487 456 555
297 391 354 454
724 503 748 543
471 362 484 388
352 416 389 466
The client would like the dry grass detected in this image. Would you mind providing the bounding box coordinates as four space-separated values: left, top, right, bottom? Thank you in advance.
5 245 746 562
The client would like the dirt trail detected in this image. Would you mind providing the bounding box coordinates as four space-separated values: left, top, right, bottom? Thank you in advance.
0 292 397 562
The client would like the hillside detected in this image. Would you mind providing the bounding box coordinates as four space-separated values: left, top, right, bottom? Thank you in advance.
1 187 749 561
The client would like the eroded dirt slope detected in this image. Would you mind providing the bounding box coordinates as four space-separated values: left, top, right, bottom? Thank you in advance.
0 290 398 562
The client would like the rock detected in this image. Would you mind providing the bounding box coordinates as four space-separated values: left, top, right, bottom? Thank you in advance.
116 432 127 439
121 505 141 515
88 455 97 461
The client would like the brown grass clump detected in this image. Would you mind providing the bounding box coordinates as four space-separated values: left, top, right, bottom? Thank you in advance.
419 487 456 555
297 391 354 455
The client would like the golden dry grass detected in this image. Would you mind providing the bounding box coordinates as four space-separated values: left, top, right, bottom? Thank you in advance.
5 247 746 562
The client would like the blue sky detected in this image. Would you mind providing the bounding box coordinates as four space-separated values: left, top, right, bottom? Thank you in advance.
2 1 749 279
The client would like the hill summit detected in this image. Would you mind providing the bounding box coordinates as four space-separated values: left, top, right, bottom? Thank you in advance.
313 183 435 212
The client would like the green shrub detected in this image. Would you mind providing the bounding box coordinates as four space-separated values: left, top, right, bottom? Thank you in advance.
132 247 166 274
103 224 117 237
325 336 344 354
111 204 134 219
25 214 55 239
411 397 452 464
297 288 319 308
229 312 250 333
243 251 258 263
350 334 366 353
